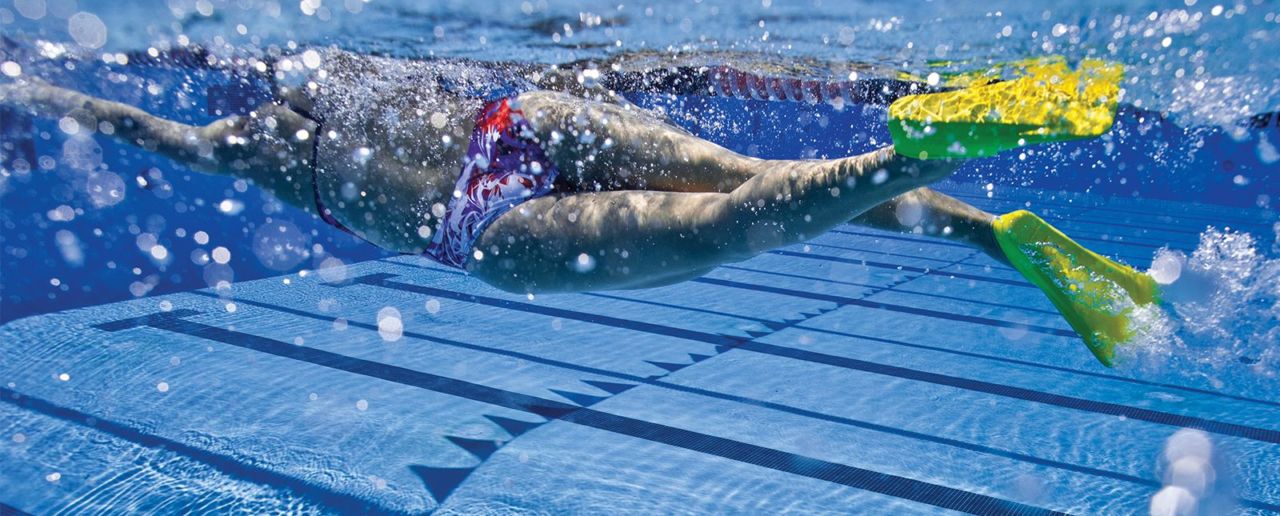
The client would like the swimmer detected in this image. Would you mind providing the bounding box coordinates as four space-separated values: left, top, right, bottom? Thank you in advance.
0 48 1156 366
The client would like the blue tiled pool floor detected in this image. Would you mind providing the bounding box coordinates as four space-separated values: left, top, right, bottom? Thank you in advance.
2 183 1278 514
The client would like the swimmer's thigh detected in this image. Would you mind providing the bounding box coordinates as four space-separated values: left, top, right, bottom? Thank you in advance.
468 190 740 293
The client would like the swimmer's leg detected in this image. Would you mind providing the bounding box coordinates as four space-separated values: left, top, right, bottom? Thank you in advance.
516 88 989 251
0 78 318 211
850 187 1008 264
516 92 1003 261
852 188 1164 366
516 90 761 193
470 146 958 293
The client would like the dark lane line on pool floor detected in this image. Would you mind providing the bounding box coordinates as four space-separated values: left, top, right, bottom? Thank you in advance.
579 290 790 328
696 280 1280 443
351 272 1280 445
93 310 1061 516
832 223 1199 252
383 257 853 325
184 290 1187 496
692 277 1075 337
388 272 749 339
803 242 960 266
945 191 1275 232
828 228 974 249
345 272 756 345
358 267 1064 349
1055 217 1217 239
766 250 1036 288
387 257 1058 321
0 382 385 515
0 500 35 516
739 339 1280 445
835 223 1178 255
791 324 1280 411
377 259 1280 409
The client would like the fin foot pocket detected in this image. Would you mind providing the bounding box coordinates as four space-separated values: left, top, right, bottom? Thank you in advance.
993 210 1159 366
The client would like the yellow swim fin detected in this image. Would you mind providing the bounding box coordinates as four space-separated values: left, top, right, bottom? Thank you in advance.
888 57 1123 159
993 210 1160 366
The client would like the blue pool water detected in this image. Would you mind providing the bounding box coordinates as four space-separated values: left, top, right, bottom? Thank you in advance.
2 0 1279 514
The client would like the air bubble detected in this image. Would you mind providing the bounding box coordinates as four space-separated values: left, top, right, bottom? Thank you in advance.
377 307 403 342
67 12 107 49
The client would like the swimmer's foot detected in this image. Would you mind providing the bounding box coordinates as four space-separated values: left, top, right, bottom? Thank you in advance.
993 210 1159 366
888 57 1123 159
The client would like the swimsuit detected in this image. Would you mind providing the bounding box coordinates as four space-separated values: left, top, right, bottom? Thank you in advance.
422 99 559 268
290 50 552 270
308 96 557 269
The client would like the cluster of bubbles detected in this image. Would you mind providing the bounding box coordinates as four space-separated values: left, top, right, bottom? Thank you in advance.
1149 429 1232 516
32 126 323 298
1123 224 1280 397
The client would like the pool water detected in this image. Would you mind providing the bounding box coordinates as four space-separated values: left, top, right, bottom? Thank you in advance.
1 0 1279 514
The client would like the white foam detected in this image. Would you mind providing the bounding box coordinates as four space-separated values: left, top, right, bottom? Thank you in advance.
1119 225 1280 397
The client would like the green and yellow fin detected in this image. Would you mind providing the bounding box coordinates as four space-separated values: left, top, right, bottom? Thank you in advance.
993 210 1159 366
888 57 1124 159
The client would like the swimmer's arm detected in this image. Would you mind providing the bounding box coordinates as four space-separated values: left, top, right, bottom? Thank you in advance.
1 78 318 212
1 77 227 170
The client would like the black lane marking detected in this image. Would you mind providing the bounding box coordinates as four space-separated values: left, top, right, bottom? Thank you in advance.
1056 217 1211 238
373 260 1280 411
0 500 34 516
582 291 792 328
693 277 1077 338
885 286 1061 316
796 325 1280 411
385 254 881 292
944 191 1274 231
563 409 1059 516
827 228 974 249
96 311 1061 516
187 290 682 381
359 268 1062 346
340 272 1280 444
831 226 1155 266
376 249 1039 322
345 273 746 346
1062 231 1191 250
370 261 1280 413
829 225 1172 275
804 242 958 266
768 250 1037 288
736 340 1280 445
384 256 1041 324
0 386 384 515
716 263 884 289
187 291 1187 494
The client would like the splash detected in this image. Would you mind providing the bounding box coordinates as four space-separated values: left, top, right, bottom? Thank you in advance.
1117 224 1280 397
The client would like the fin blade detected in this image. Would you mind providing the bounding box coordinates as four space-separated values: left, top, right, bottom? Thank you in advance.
994 210 1159 366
